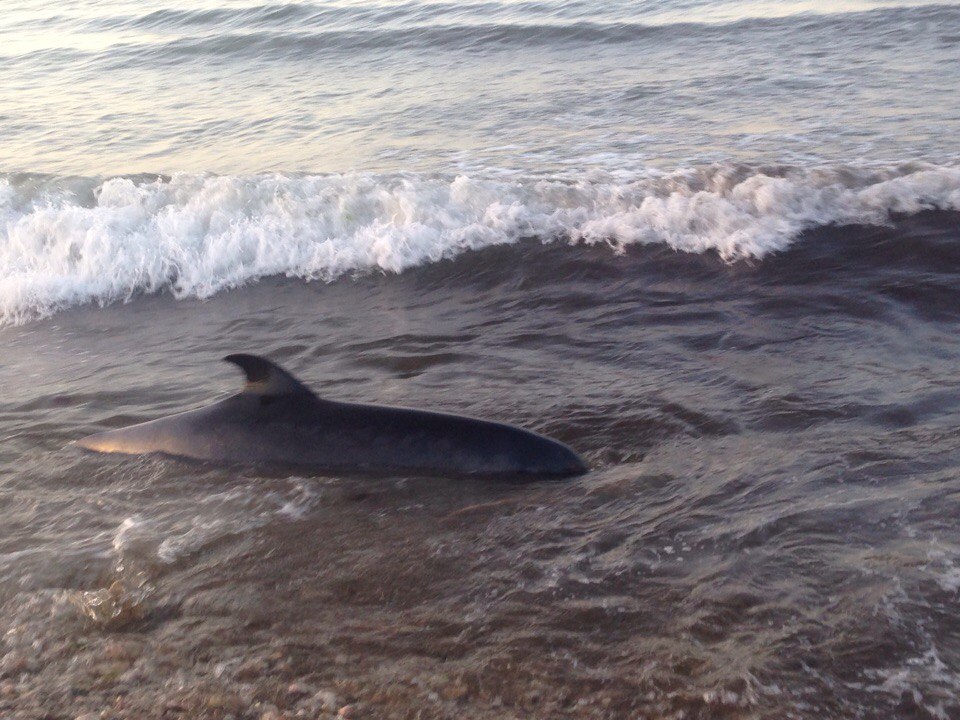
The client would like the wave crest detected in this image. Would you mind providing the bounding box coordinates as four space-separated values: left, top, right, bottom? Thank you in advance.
2 163 959 324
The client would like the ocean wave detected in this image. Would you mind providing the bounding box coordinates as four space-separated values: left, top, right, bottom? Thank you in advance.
6 3 957 65
82 1 960 35
2 163 959 324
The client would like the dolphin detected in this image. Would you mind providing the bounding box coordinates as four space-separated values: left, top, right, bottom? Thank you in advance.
76 354 588 479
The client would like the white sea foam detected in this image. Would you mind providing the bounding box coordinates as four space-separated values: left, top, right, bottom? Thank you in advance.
2 163 959 324
106 479 321 568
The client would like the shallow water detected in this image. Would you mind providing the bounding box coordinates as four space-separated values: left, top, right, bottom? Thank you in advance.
3 1 960 718
3 212 960 718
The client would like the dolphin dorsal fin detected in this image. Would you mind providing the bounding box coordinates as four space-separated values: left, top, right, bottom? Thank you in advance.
223 354 317 398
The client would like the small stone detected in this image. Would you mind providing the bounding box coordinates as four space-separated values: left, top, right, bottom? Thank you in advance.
441 681 469 702
287 681 313 698
338 704 359 719
235 658 268 681
0 679 17 698
102 640 141 662
75 714 99 720
312 690 340 712
206 692 246 713
97 661 131 683
0 651 30 677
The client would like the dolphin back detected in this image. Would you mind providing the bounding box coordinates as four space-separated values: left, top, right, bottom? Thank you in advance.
76 355 588 478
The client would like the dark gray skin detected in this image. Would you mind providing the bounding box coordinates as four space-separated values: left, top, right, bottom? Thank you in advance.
77 354 588 479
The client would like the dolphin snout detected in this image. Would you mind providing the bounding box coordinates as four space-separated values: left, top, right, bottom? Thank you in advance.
524 438 588 477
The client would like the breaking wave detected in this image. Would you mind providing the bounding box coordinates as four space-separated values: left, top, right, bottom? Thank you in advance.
2 162 959 324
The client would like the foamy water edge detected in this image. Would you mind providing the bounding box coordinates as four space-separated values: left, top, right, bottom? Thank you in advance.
2 163 959 325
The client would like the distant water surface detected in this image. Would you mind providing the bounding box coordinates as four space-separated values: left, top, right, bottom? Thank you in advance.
2 0 958 174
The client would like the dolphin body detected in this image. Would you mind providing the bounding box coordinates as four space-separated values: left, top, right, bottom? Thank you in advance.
77 354 588 478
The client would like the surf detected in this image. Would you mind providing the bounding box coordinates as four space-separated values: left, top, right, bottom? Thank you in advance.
3 162 960 325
